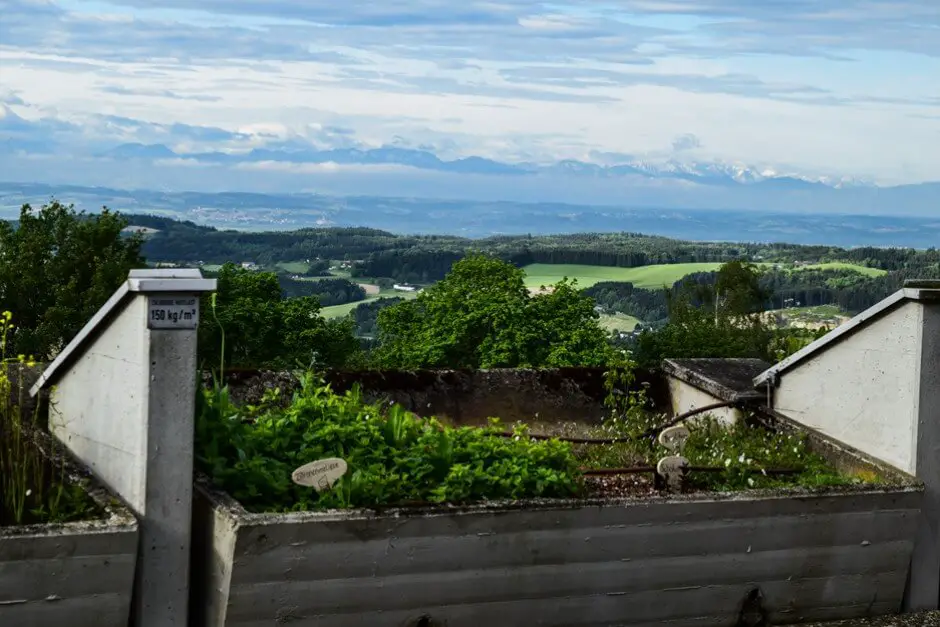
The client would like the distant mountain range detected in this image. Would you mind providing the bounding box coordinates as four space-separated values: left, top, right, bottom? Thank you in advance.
2 182 939 249
98 143 874 191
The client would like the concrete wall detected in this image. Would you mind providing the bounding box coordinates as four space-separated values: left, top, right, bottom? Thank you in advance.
209 368 671 428
666 377 744 425
770 301 921 474
193 484 922 627
50 295 150 510
910 300 940 610
35 270 215 627
0 429 139 627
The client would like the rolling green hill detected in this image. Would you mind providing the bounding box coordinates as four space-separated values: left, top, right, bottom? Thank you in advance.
522 262 724 290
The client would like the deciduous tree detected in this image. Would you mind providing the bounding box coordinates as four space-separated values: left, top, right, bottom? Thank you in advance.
199 263 361 370
373 255 612 368
0 201 144 359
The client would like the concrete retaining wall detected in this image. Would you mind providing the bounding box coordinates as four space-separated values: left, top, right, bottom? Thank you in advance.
206 367 672 428
192 483 922 627
0 428 139 627
667 377 744 425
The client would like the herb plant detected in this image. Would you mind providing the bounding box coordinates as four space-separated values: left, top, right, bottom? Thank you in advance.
195 373 582 512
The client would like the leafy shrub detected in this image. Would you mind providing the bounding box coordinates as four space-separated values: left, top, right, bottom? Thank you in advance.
195 373 582 512
198 263 362 370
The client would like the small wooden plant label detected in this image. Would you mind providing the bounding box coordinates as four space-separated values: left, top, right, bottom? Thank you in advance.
657 455 689 491
658 425 691 453
292 458 348 492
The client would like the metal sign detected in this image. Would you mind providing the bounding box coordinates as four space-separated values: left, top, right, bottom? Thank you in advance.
148 296 199 330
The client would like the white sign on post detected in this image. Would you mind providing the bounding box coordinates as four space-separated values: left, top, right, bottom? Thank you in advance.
292 458 348 492
148 296 199 330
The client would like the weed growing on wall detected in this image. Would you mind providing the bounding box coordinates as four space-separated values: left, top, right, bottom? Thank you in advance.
591 353 869 491
680 417 854 491
0 312 96 526
195 373 582 512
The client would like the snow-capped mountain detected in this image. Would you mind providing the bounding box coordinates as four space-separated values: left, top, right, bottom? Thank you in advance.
96 142 874 190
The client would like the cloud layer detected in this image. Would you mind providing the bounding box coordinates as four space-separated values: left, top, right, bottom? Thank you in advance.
0 0 938 188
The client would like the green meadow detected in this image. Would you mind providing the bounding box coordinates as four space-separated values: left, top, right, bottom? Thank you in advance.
521 262 725 290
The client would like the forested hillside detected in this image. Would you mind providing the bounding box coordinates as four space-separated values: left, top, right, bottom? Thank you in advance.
130 214 940 321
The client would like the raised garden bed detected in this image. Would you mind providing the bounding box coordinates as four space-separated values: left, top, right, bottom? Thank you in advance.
0 427 138 627
191 367 925 626
0 339 138 627
193 482 921 627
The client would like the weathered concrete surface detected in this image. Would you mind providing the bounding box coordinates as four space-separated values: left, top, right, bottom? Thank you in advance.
909 300 940 611
755 285 940 611
34 270 215 627
663 358 772 426
765 300 921 474
664 358 770 402
192 481 922 627
0 427 138 627
796 610 940 626
208 367 665 427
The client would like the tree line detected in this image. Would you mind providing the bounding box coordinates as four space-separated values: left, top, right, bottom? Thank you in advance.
4 201 937 374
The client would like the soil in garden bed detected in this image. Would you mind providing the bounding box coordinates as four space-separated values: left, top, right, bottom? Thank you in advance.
196 371 886 515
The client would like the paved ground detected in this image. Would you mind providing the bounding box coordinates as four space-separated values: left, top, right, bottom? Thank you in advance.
798 612 940 626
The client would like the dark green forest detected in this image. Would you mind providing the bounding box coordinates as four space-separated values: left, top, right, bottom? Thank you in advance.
129 213 940 321
4 203 937 371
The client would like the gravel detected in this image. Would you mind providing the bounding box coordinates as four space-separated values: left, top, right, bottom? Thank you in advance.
796 612 940 626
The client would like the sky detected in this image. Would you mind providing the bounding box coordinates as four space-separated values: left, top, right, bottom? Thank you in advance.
0 0 939 187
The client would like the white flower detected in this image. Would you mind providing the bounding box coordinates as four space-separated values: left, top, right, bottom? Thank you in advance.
25 489 32 497
738 453 746 464
747 478 755 487
724 458 732 467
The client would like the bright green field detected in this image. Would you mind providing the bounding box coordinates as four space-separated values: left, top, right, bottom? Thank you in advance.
276 261 310 274
320 290 418 319
522 263 724 290
793 262 887 277
598 313 641 333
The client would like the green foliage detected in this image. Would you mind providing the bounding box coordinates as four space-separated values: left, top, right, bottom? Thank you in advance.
373 255 613 369
585 358 862 491
583 281 670 323
194 374 582 512
0 312 97 525
198 263 362 370
768 326 830 362
633 303 777 367
0 201 144 359
680 417 853 491
350 297 405 337
631 261 779 366
277 276 367 306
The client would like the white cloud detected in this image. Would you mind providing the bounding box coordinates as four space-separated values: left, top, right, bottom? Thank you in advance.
0 0 937 187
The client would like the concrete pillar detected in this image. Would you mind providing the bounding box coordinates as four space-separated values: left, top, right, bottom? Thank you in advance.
752 280 940 611
30 269 216 627
908 298 940 610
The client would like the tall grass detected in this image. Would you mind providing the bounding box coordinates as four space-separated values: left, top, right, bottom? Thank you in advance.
0 311 88 526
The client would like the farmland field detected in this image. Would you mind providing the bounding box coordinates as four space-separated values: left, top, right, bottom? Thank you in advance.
320 290 418 318
792 262 887 277
276 261 310 274
522 263 724 290
598 313 641 333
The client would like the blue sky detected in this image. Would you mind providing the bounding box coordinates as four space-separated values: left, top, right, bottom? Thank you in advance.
0 0 938 186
